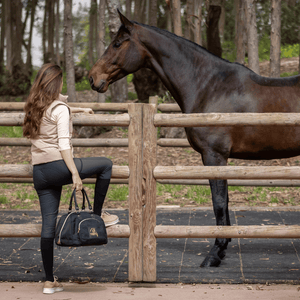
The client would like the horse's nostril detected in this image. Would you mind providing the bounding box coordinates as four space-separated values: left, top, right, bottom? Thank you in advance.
89 76 94 86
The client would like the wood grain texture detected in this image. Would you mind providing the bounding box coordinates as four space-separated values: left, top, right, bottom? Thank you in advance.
142 104 157 282
154 166 300 180
154 225 300 239
128 103 143 282
154 113 300 127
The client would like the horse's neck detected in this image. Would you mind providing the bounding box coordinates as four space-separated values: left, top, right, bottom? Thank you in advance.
141 27 218 113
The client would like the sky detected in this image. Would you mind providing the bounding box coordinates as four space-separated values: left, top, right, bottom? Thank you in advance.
31 0 90 67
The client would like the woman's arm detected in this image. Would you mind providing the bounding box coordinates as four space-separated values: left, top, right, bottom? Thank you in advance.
60 149 82 191
69 107 94 114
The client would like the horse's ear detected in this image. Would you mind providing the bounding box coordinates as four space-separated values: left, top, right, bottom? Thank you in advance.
117 9 133 31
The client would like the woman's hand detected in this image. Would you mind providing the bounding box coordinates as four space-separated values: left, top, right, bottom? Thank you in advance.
60 149 83 191
72 172 83 191
70 107 94 114
83 108 94 114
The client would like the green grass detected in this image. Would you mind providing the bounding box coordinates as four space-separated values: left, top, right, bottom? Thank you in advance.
107 185 128 201
0 195 8 204
0 126 23 138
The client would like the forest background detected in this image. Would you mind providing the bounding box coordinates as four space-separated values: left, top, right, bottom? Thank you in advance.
1 0 300 103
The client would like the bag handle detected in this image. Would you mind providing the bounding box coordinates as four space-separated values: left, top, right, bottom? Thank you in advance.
68 188 92 212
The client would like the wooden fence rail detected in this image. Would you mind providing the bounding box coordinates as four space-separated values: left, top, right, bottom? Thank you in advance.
0 224 130 238
0 137 128 147
0 112 130 127
153 166 300 180
0 102 130 112
154 225 300 239
154 112 300 127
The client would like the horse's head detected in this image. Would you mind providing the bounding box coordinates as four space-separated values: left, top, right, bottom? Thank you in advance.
89 10 147 93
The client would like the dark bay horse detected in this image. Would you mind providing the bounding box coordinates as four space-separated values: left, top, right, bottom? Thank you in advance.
89 11 300 268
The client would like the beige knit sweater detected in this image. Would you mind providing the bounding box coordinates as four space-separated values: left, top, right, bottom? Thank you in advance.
30 94 73 165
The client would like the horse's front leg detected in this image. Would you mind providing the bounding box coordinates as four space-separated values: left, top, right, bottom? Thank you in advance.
200 179 230 267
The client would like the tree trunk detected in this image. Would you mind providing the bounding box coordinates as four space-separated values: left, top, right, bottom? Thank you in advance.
11 0 24 69
149 0 157 27
235 0 246 64
96 0 106 103
126 0 132 19
193 0 203 46
5 0 12 73
106 0 128 103
89 0 97 68
26 0 38 75
134 0 145 23
64 0 77 102
172 0 182 36
219 0 225 44
55 0 60 66
2 0 31 95
43 0 48 63
270 0 281 77
206 4 222 57
245 0 260 75
185 0 193 40
166 0 172 32
48 0 55 63
0 0 5 70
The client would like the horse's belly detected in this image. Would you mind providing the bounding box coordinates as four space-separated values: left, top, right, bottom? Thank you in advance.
231 126 300 160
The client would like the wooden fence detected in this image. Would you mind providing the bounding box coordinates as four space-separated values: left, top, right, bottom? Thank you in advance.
0 102 143 282
1 100 300 282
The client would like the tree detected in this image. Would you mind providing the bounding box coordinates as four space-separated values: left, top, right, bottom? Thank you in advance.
5 0 12 73
184 0 193 40
206 0 222 58
48 0 55 63
219 0 225 43
106 0 128 103
235 0 246 64
193 0 203 46
0 0 5 71
149 0 158 27
64 0 77 102
245 0 260 74
270 0 281 77
96 0 106 103
55 0 60 65
126 0 132 19
89 0 97 68
172 0 182 36
26 0 38 75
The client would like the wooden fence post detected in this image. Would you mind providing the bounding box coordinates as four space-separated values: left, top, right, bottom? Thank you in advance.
128 103 144 282
142 103 157 281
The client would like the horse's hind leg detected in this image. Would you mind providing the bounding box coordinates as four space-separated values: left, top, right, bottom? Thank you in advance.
200 179 231 267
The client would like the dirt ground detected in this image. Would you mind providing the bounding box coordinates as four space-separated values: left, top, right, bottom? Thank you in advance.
1 57 300 211
2 282 300 300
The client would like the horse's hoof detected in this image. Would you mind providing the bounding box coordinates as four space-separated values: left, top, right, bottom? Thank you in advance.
200 255 221 268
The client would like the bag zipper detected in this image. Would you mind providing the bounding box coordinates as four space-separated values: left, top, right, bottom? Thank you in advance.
78 218 101 233
57 212 77 245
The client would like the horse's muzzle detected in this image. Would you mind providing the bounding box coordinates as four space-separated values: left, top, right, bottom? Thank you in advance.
89 77 106 93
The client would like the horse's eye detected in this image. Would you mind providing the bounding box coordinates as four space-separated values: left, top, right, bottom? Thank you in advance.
114 42 121 48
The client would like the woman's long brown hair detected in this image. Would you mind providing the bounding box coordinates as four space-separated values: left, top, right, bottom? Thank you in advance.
23 63 63 139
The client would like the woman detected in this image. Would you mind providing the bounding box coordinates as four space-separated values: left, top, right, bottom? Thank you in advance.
23 63 119 294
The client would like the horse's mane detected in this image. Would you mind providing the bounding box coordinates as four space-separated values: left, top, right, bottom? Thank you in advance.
130 21 300 86
134 21 248 69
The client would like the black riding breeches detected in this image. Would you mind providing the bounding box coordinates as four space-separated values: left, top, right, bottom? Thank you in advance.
33 157 112 239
